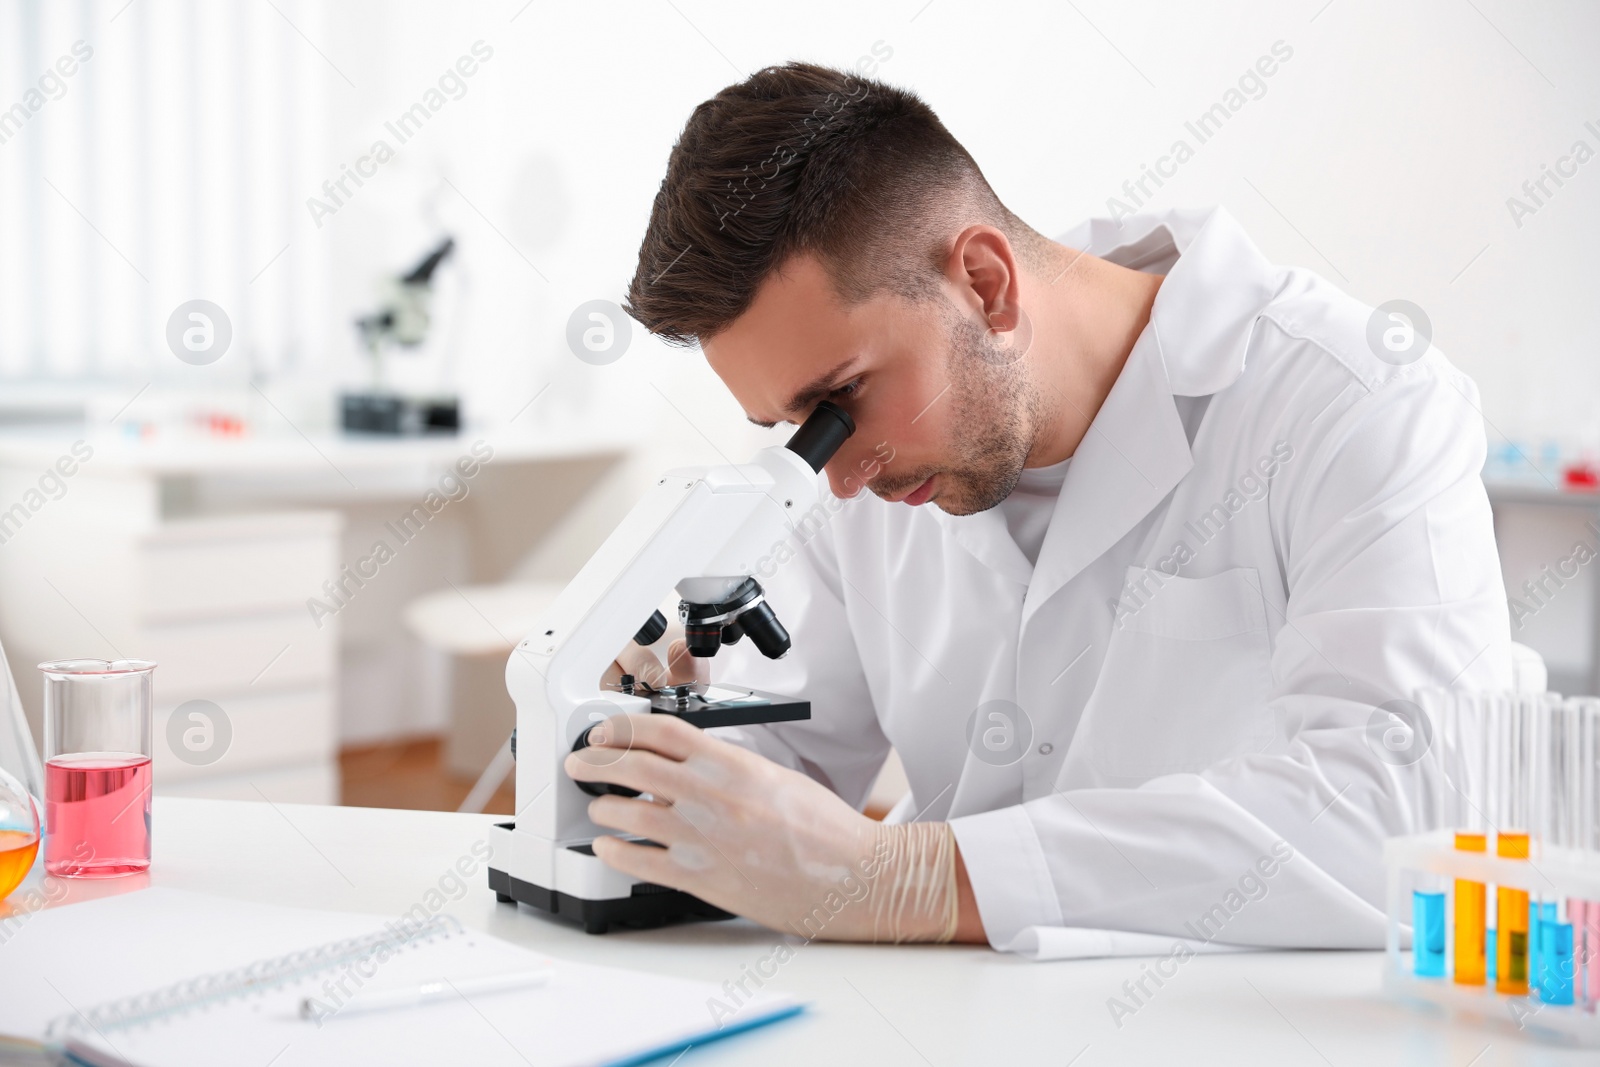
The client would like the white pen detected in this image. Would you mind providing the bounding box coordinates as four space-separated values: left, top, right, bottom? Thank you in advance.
301 967 554 1020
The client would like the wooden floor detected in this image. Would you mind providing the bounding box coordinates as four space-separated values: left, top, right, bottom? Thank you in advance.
339 736 514 814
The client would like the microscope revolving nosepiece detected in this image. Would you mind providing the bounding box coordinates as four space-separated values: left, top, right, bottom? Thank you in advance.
680 577 790 659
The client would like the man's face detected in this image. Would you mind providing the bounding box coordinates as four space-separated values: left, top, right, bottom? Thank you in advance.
702 255 1036 515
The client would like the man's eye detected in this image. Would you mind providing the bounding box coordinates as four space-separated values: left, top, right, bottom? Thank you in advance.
831 380 862 400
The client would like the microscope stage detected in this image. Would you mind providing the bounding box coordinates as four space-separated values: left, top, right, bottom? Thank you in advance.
638 683 810 730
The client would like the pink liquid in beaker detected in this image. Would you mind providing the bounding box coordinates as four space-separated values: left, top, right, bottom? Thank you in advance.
45 753 152 877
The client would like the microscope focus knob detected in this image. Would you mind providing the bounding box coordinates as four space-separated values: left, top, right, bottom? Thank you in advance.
571 725 641 798
633 610 668 647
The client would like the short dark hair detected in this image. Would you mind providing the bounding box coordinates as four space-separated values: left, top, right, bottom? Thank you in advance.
626 62 1023 347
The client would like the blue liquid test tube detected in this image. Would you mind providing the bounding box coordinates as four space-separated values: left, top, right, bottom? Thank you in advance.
1413 889 1447 977
1539 905 1575 1005
1530 899 1543 994
1533 695 1583 1005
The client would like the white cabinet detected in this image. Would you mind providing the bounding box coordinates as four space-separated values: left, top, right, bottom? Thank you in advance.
138 513 342 802
0 461 342 804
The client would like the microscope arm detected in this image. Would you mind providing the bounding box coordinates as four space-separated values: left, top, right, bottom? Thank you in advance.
506 402 854 847
489 402 854 925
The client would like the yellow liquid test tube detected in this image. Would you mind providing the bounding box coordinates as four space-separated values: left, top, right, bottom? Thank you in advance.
1454 832 1488 985
1496 831 1530 996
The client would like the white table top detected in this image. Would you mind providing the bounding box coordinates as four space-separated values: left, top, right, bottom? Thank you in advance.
8 798 1586 1065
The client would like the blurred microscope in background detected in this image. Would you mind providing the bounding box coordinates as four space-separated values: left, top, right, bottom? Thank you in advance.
343 237 462 436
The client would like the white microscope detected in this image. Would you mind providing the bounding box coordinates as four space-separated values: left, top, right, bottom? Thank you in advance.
487 401 855 933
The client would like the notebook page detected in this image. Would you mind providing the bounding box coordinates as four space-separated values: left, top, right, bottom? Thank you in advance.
1 888 377 1042
1 888 800 1067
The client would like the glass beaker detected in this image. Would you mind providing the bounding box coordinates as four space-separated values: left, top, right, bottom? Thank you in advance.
39 659 156 878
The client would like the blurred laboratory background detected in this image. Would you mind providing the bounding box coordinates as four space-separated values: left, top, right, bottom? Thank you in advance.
0 0 1596 815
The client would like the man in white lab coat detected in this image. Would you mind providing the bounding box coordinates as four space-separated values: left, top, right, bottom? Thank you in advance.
565 63 1510 952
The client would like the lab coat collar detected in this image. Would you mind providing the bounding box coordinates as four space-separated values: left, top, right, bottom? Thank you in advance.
1026 208 1284 612
1022 323 1191 619
929 207 1280 613
931 497 1033 590
1060 206 1280 397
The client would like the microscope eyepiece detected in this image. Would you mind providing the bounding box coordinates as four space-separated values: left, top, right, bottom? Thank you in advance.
785 400 855 473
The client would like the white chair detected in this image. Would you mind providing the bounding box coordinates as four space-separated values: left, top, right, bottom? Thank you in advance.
402 580 563 812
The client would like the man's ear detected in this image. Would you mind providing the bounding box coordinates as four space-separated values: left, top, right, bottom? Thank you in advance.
945 225 1022 334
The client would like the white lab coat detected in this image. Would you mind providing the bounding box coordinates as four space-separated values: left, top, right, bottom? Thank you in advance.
714 206 1511 955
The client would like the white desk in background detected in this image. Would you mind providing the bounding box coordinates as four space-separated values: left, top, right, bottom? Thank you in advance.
0 426 628 803
1484 477 1600 697
4 797 1586 1066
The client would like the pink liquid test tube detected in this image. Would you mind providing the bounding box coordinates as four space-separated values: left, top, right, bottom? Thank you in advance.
1588 902 1600 1004
39 659 157 878
1573 899 1596 1004
1577 697 1600 1005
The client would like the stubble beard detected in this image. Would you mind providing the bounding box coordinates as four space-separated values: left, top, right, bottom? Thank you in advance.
875 306 1041 516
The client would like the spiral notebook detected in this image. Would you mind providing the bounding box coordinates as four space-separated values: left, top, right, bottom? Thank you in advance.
0 888 800 1067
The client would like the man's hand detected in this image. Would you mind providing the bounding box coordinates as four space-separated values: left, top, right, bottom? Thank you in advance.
563 713 960 943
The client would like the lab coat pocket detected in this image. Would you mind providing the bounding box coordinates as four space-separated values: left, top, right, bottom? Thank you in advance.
1082 566 1273 782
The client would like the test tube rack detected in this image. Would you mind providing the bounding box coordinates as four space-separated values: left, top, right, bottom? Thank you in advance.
1384 831 1600 1045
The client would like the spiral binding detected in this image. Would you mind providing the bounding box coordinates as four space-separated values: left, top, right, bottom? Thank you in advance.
44 914 463 1042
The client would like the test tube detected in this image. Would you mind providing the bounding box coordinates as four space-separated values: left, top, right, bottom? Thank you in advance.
1405 688 1448 978
1483 692 1508 985
1412 885 1448 977
1448 690 1489 986
1536 693 1575 1005
1495 692 1534 997
1575 697 1600 1007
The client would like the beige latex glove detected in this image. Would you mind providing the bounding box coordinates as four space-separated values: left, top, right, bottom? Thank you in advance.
602 627 707 693
564 713 958 943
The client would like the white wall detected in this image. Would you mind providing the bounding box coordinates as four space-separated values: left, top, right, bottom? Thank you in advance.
11 0 1589 542
309 0 1599 460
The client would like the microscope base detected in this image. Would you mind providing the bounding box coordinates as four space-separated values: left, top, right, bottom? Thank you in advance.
488 863 731 934
488 821 733 934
